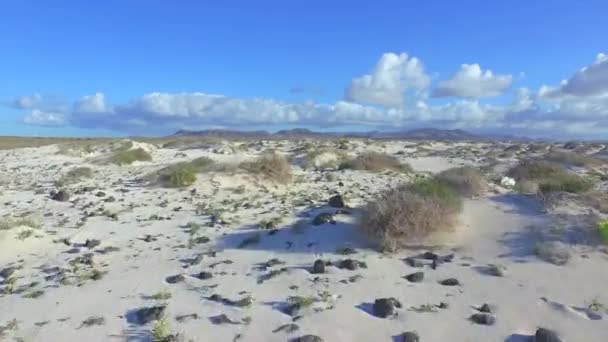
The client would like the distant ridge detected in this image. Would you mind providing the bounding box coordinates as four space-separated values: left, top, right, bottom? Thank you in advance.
171 128 530 141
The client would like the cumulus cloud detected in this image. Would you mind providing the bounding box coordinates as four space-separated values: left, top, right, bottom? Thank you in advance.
10 52 608 139
23 109 65 126
345 52 430 107
75 92 108 113
540 53 608 98
12 94 43 109
432 64 513 98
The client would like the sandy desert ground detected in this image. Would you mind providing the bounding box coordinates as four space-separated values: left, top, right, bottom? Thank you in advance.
1 137 607 342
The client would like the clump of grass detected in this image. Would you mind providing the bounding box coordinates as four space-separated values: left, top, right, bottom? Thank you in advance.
0 319 19 337
240 152 292 183
287 295 316 308
258 217 283 230
152 157 215 188
56 166 93 186
150 289 172 301
166 163 197 187
16 229 36 241
303 148 349 170
598 220 608 243
436 166 487 197
107 148 152 165
0 217 40 231
534 241 571 265
151 316 171 341
544 151 605 167
339 151 411 172
360 178 462 251
508 160 594 195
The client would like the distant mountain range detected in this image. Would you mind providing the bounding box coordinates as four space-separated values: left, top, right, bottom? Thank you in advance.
171 127 530 141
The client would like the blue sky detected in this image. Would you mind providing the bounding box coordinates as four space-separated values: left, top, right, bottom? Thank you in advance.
1 1 607 138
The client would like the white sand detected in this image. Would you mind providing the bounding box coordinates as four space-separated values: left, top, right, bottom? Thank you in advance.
0 139 607 342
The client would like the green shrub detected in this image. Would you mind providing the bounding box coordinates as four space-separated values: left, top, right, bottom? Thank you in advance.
108 148 152 165
436 166 486 197
544 151 605 167
56 166 93 185
240 152 292 183
597 220 608 243
339 151 411 172
360 178 462 251
537 174 594 194
166 163 197 187
508 160 594 195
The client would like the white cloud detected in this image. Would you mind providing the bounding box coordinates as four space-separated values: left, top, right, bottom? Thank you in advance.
540 53 608 98
13 94 42 109
10 53 608 139
23 109 65 126
345 52 430 107
432 64 513 98
75 92 108 113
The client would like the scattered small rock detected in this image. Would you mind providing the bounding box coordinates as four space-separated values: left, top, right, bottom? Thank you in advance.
312 213 335 225
400 331 420 342
534 328 562 342
328 194 345 208
51 190 70 202
165 274 186 284
438 278 460 286
470 313 496 325
373 297 402 318
311 260 325 274
294 335 324 342
132 306 166 325
404 272 424 283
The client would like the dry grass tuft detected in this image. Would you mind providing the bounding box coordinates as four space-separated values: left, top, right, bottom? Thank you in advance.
56 167 93 186
436 166 487 197
508 160 594 195
339 151 411 172
106 148 152 165
360 178 462 251
240 152 292 183
544 151 605 167
150 157 215 188
303 148 349 170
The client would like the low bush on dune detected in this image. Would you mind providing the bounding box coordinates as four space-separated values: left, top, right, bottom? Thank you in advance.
240 152 292 183
107 148 152 165
436 166 487 197
360 178 462 251
153 156 215 188
56 166 93 186
303 148 349 170
508 160 593 195
543 151 605 168
598 220 608 243
339 151 412 172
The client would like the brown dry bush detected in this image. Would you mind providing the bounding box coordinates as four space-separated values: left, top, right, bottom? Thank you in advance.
339 151 411 172
240 152 292 183
543 151 605 167
360 179 462 251
436 166 487 197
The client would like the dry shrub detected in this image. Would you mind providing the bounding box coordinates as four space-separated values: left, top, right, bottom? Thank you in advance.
581 191 608 214
340 151 411 172
241 152 292 183
303 148 348 170
436 166 487 197
107 148 152 165
360 179 462 251
543 151 605 167
508 160 593 195
56 166 93 186
151 157 215 188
